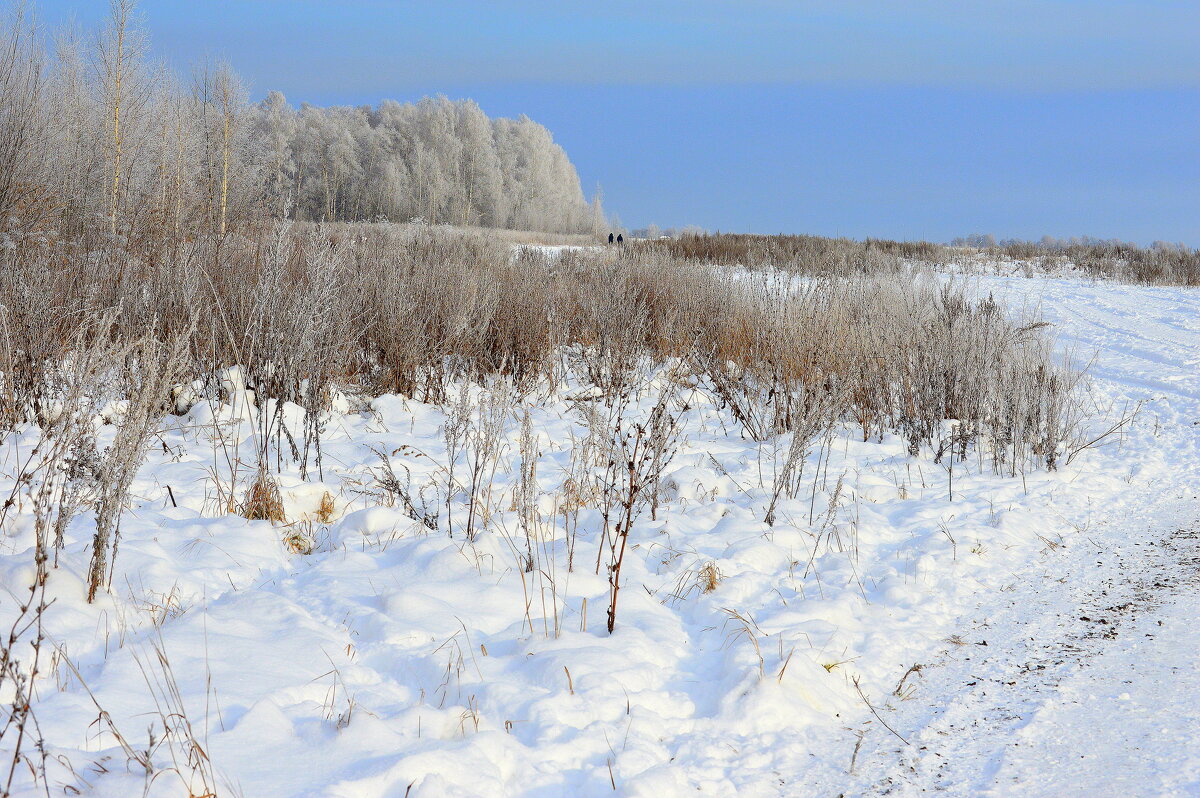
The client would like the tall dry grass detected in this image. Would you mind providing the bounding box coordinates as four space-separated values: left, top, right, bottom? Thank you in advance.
3 222 1083 474
638 231 1200 286
988 239 1200 285
0 218 1094 618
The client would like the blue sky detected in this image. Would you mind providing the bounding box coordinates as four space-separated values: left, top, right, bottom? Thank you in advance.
36 1 1200 243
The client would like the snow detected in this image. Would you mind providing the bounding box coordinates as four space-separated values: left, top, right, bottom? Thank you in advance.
2 271 1198 797
828 496 1200 797
998 533 1200 797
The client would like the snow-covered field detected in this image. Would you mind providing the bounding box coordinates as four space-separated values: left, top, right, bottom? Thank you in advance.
2 271 1197 797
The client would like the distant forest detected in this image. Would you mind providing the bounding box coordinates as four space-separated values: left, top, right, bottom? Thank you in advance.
0 0 603 244
254 93 601 233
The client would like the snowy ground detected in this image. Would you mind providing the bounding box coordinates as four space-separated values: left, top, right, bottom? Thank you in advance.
822 274 1200 797
2 272 1197 797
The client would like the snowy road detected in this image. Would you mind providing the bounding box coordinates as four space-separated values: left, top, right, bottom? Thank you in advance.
840 500 1200 797
835 273 1200 798
996 522 1200 797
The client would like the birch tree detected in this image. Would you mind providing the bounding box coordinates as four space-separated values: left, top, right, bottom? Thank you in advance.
95 0 146 237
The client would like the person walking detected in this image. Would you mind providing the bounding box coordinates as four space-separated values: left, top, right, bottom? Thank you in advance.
608 232 614 244
616 233 623 245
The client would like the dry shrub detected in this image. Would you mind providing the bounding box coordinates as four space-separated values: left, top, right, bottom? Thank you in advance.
631 231 928 275
0 214 1097 617
353 225 523 400
3 217 1084 481
87 331 192 602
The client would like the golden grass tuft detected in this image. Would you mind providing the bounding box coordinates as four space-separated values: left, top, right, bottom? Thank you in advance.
240 472 287 523
698 561 722 594
558 476 599 514
283 522 317 555
316 490 336 523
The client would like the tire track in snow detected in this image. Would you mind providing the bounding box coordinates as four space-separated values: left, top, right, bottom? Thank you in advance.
844 499 1199 797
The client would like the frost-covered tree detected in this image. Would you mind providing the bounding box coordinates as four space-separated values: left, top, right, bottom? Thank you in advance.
0 1 51 236
252 95 598 233
4 0 603 238
253 90 295 216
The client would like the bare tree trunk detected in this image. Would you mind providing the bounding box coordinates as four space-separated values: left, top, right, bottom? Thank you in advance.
107 0 131 237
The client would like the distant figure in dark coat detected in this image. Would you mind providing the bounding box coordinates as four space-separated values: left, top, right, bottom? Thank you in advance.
616 234 624 245
608 232 614 244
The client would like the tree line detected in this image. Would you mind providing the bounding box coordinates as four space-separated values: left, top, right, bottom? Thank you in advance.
255 92 600 232
0 0 602 250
